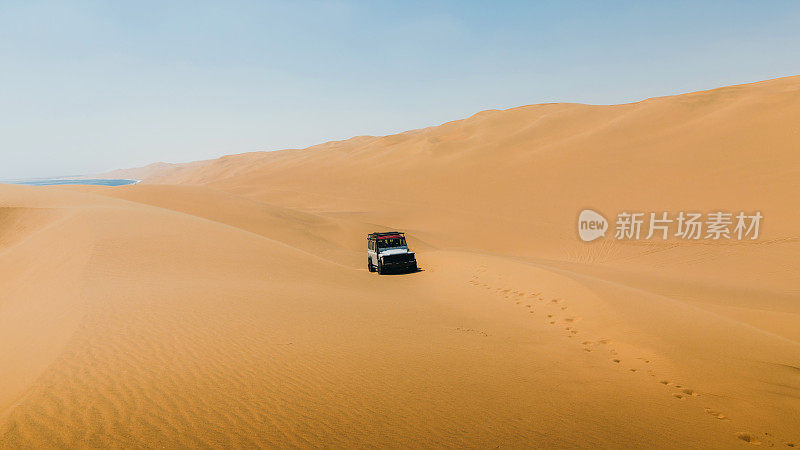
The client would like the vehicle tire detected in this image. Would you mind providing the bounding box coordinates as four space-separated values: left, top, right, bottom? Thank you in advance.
377 261 383 275
410 262 417 272
367 258 375 272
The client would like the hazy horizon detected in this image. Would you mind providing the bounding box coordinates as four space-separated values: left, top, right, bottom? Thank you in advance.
3 1 800 178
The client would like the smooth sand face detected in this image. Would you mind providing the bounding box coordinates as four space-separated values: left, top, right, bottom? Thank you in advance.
1 76 799 447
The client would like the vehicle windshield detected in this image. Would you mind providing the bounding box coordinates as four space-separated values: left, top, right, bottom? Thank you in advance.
377 237 406 249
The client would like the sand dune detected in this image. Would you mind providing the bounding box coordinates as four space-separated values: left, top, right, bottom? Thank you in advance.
2 76 799 447
90 161 192 181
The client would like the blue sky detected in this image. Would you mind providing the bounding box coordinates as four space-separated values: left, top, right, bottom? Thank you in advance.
2 1 800 178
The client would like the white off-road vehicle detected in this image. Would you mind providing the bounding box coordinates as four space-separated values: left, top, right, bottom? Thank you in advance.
367 231 418 274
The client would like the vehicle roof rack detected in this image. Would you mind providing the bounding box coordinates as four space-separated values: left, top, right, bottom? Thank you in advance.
367 231 405 239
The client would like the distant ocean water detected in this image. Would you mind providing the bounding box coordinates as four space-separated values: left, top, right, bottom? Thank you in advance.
4 178 138 187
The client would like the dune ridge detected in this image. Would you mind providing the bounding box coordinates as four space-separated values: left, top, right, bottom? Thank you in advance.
2 76 799 447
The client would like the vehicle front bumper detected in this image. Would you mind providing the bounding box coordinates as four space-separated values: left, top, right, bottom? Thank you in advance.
380 260 417 271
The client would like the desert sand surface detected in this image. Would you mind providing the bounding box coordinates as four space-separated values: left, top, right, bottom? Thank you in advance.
2 76 799 448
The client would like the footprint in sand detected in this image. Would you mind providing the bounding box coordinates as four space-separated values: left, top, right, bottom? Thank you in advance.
660 380 670 385
673 393 685 400
704 408 728 420
564 317 581 323
598 339 612 345
613 359 621 363
630 369 637 372
680 388 697 396
736 432 760 445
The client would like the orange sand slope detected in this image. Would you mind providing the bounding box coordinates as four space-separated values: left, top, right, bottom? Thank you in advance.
2 76 799 447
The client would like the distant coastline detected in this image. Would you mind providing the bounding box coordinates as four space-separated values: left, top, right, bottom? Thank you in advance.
2 178 139 187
